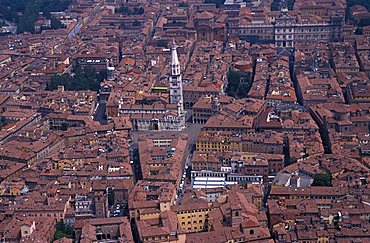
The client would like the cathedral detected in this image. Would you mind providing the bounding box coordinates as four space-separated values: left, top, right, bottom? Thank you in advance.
119 41 187 131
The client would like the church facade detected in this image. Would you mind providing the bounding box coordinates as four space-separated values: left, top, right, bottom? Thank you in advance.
119 42 186 131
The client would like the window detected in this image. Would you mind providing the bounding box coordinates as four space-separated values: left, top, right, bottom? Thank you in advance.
250 229 254 235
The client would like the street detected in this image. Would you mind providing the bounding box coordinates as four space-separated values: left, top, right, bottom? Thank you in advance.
93 102 108 125
176 152 193 205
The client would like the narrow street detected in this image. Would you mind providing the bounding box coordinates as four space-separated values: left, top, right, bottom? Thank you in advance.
289 55 332 154
93 102 108 125
176 152 193 205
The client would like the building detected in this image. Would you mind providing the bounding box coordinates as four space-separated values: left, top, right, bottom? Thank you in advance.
196 130 284 154
138 133 188 186
269 186 349 200
0 216 56 242
192 96 220 124
119 42 186 131
269 196 370 242
310 103 370 135
193 11 226 42
136 211 186 243
231 9 343 49
186 188 271 242
231 153 269 182
74 217 133 242
128 181 177 220
330 42 360 73
172 195 212 233
75 194 94 218
346 79 370 103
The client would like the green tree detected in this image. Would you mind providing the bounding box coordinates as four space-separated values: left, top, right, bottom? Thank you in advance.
236 83 251 98
54 230 71 240
0 0 71 33
226 71 252 98
54 221 73 240
17 0 39 33
312 173 332 187
226 71 241 97
47 66 107 91
51 17 64 29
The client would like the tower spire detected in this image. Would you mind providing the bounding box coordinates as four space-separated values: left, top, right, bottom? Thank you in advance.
171 40 180 76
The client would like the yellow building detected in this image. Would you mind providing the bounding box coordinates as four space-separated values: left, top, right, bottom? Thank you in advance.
246 184 263 210
173 197 211 233
9 184 22 196
139 210 160 220
196 131 233 153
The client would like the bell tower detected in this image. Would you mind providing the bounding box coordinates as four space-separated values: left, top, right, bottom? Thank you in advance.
169 40 184 114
